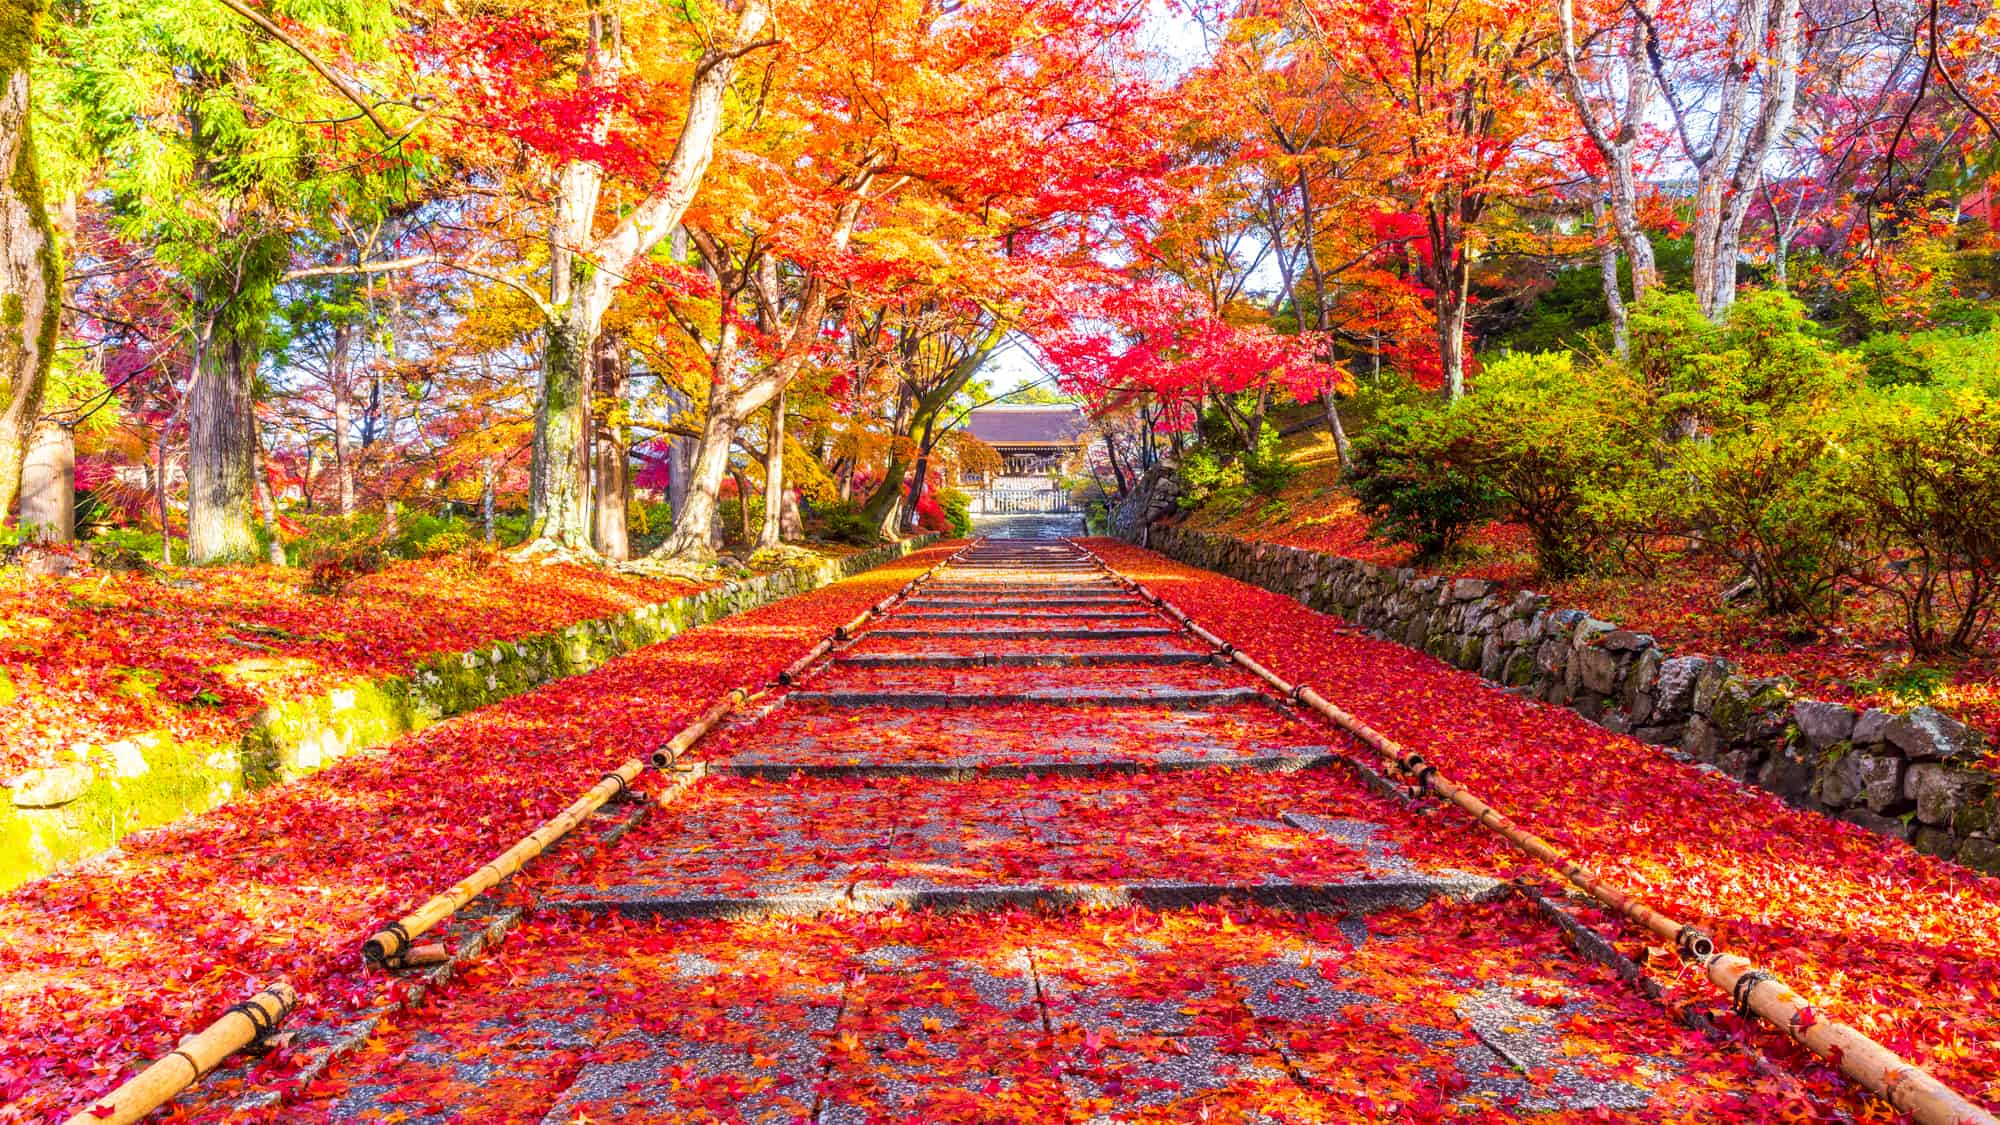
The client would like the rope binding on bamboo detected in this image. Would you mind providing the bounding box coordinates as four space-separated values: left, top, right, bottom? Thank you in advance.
63 982 297 1125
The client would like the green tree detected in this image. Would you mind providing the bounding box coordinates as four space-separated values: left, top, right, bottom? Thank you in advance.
47 0 404 561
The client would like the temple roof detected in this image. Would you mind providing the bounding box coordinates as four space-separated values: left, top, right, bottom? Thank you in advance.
965 404 1088 447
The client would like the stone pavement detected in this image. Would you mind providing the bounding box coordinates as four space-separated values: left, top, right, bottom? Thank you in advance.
250 539 1808 1123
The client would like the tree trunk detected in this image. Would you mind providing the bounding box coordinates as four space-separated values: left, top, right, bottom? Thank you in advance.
591 332 630 559
482 456 496 545
0 3 59 524
331 321 355 515
729 464 752 545
252 429 285 565
656 323 741 560
527 309 594 549
902 447 932 534
186 322 259 564
17 417 70 542
1594 201 1630 357
658 396 739 558
1436 255 1471 399
1319 388 1352 468
1682 0 1802 319
1558 0 1659 303
861 453 910 538
1104 432 1130 495
754 390 785 549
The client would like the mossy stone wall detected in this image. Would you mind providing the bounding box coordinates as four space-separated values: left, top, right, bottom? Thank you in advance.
1 537 936 890
1131 525 1998 877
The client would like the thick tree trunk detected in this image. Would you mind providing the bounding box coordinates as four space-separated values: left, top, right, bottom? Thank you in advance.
658 393 739 559
861 454 910 538
186 323 259 564
18 417 70 542
0 6 59 524
754 390 785 549
527 309 594 548
591 332 630 559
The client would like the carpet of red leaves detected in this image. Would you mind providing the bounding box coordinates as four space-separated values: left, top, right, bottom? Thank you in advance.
0 554 735 778
1179 432 2000 738
0 544 960 1123
1086 538 2000 1112
272 901 1866 1123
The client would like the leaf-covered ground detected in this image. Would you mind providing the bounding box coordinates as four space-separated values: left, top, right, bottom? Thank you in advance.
1087 537 2000 1110
0 553 742 777
15 536 1991 1123
277 903 1857 1124
0 544 958 1122
1178 427 2000 740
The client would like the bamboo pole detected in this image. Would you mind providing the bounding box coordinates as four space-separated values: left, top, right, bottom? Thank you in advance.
65 983 296 1125
650 689 751 769
366 542 962 967
1073 544 1997 1125
363 755 652 967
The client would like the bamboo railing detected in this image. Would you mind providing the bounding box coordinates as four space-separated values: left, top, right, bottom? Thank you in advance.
1077 544 1997 1125
63 983 296 1125
66 541 967 1125
367 541 963 965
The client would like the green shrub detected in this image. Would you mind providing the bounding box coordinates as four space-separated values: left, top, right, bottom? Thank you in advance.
1631 289 1858 437
417 529 475 558
937 488 974 537
1177 409 1294 510
814 499 879 546
1451 351 1641 578
1848 392 2000 652
1670 419 1867 621
1175 445 1237 511
1346 406 1495 561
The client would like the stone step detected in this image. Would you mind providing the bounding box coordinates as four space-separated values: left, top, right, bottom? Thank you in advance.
834 651 1217 669
704 698 1341 771
783 686 1270 709
806 661 1245 697
864 627 1182 640
285 899 1710 1123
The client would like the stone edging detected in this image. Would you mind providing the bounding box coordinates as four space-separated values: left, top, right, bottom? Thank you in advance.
1128 525 1998 876
0 537 938 890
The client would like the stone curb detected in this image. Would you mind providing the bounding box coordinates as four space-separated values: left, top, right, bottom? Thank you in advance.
546 875 1507 921
711 752 1346 781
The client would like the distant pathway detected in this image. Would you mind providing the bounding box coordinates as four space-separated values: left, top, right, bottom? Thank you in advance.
239 539 1855 1123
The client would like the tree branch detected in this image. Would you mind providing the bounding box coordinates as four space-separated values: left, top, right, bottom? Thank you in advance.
211 0 394 139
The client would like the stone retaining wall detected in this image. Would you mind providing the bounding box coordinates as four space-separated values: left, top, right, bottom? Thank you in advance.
1 537 938 890
1129 525 1998 876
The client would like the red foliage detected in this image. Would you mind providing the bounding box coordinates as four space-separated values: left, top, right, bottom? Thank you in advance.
0 557 715 778
0 545 962 1121
1084 538 2000 1105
